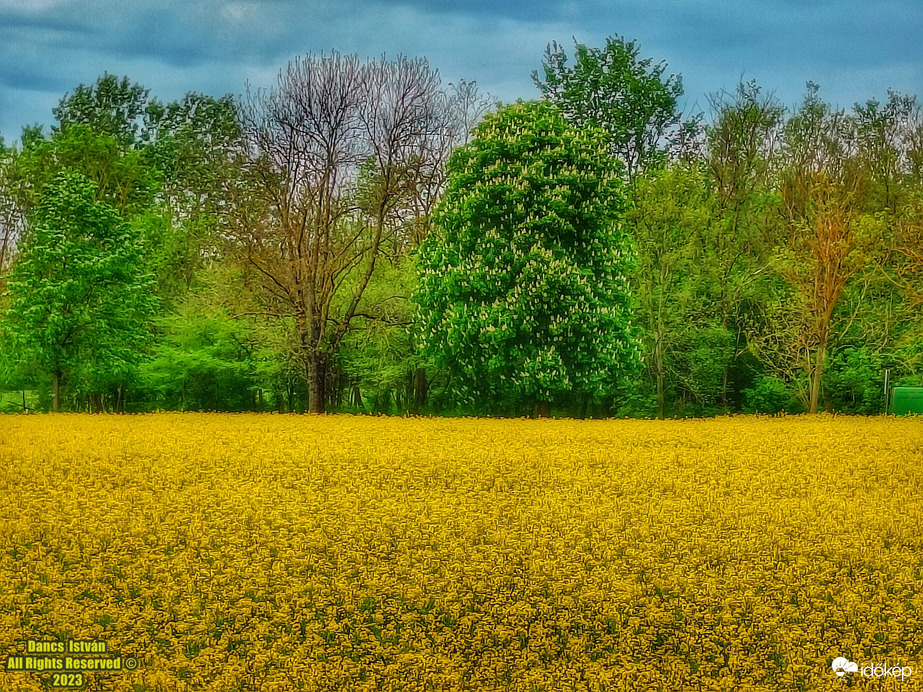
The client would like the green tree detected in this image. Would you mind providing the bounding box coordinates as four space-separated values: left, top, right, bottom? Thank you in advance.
703 81 784 409
140 309 260 412
2 75 255 413
334 255 421 413
9 123 159 219
627 163 715 416
14 75 244 304
143 92 246 301
2 172 156 411
533 35 683 181
53 73 149 148
851 90 920 213
415 101 639 417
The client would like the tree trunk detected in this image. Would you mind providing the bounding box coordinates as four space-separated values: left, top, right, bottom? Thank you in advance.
307 353 328 414
90 393 104 414
720 316 730 413
405 371 414 414
411 368 427 413
654 341 665 418
52 370 61 413
533 401 551 418
809 341 827 414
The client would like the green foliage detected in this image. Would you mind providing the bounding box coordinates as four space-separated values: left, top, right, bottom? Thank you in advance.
824 347 888 414
415 101 640 411
851 90 919 211
0 140 19 286
53 73 150 147
2 171 157 406
137 263 291 412
742 375 800 414
4 63 923 418
627 163 717 415
143 92 244 233
672 325 735 412
14 76 243 303
892 316 923 383
0 389 39 414
533 35 683 180
706 81 784 204
337 256 418 412
9 124 160 219
140 310 258 411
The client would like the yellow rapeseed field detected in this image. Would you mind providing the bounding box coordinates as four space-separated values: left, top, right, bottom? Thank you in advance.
0 413 921 691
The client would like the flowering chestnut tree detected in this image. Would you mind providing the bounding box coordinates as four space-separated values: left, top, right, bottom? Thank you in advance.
414 101 640 415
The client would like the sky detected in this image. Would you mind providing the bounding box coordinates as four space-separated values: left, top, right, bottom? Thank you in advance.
1 0 922 144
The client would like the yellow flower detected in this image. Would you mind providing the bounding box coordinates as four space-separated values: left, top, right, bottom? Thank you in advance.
0 413 920 690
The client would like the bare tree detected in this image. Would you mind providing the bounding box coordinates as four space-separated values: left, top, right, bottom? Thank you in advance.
392 79 493 252
860 92 923 308
0 144 22 291
750 84 879 413
237 53 451 413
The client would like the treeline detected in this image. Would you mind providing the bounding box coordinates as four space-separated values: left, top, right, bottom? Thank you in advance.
0 37 921 416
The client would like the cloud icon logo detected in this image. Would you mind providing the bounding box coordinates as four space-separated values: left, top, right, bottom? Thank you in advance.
833 657 859 677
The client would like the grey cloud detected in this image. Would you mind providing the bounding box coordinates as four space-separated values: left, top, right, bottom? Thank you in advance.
0 64 71 93
365 0 563 22
1 0 923 140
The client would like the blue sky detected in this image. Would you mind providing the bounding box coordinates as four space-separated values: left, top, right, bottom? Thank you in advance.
1 0 921 143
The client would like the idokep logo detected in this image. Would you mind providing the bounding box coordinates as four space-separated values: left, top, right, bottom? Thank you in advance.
832 656 913 681
832 658 858 677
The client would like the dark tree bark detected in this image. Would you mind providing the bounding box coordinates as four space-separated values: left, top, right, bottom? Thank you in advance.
413 367 427 412
52 370 61 413
351 385 364 410
307 352 328 414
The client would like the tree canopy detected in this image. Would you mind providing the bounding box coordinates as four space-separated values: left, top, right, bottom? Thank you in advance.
533 36 683 181
2 48 923 416
2 171 156 411
415 101 639 416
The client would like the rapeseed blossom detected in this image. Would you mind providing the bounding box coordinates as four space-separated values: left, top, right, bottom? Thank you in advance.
0 414 921 690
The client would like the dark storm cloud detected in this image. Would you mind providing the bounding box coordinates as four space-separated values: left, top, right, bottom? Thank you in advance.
1 0 922 141
584 0 923 113
367 0 564 22
0 65 68 94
